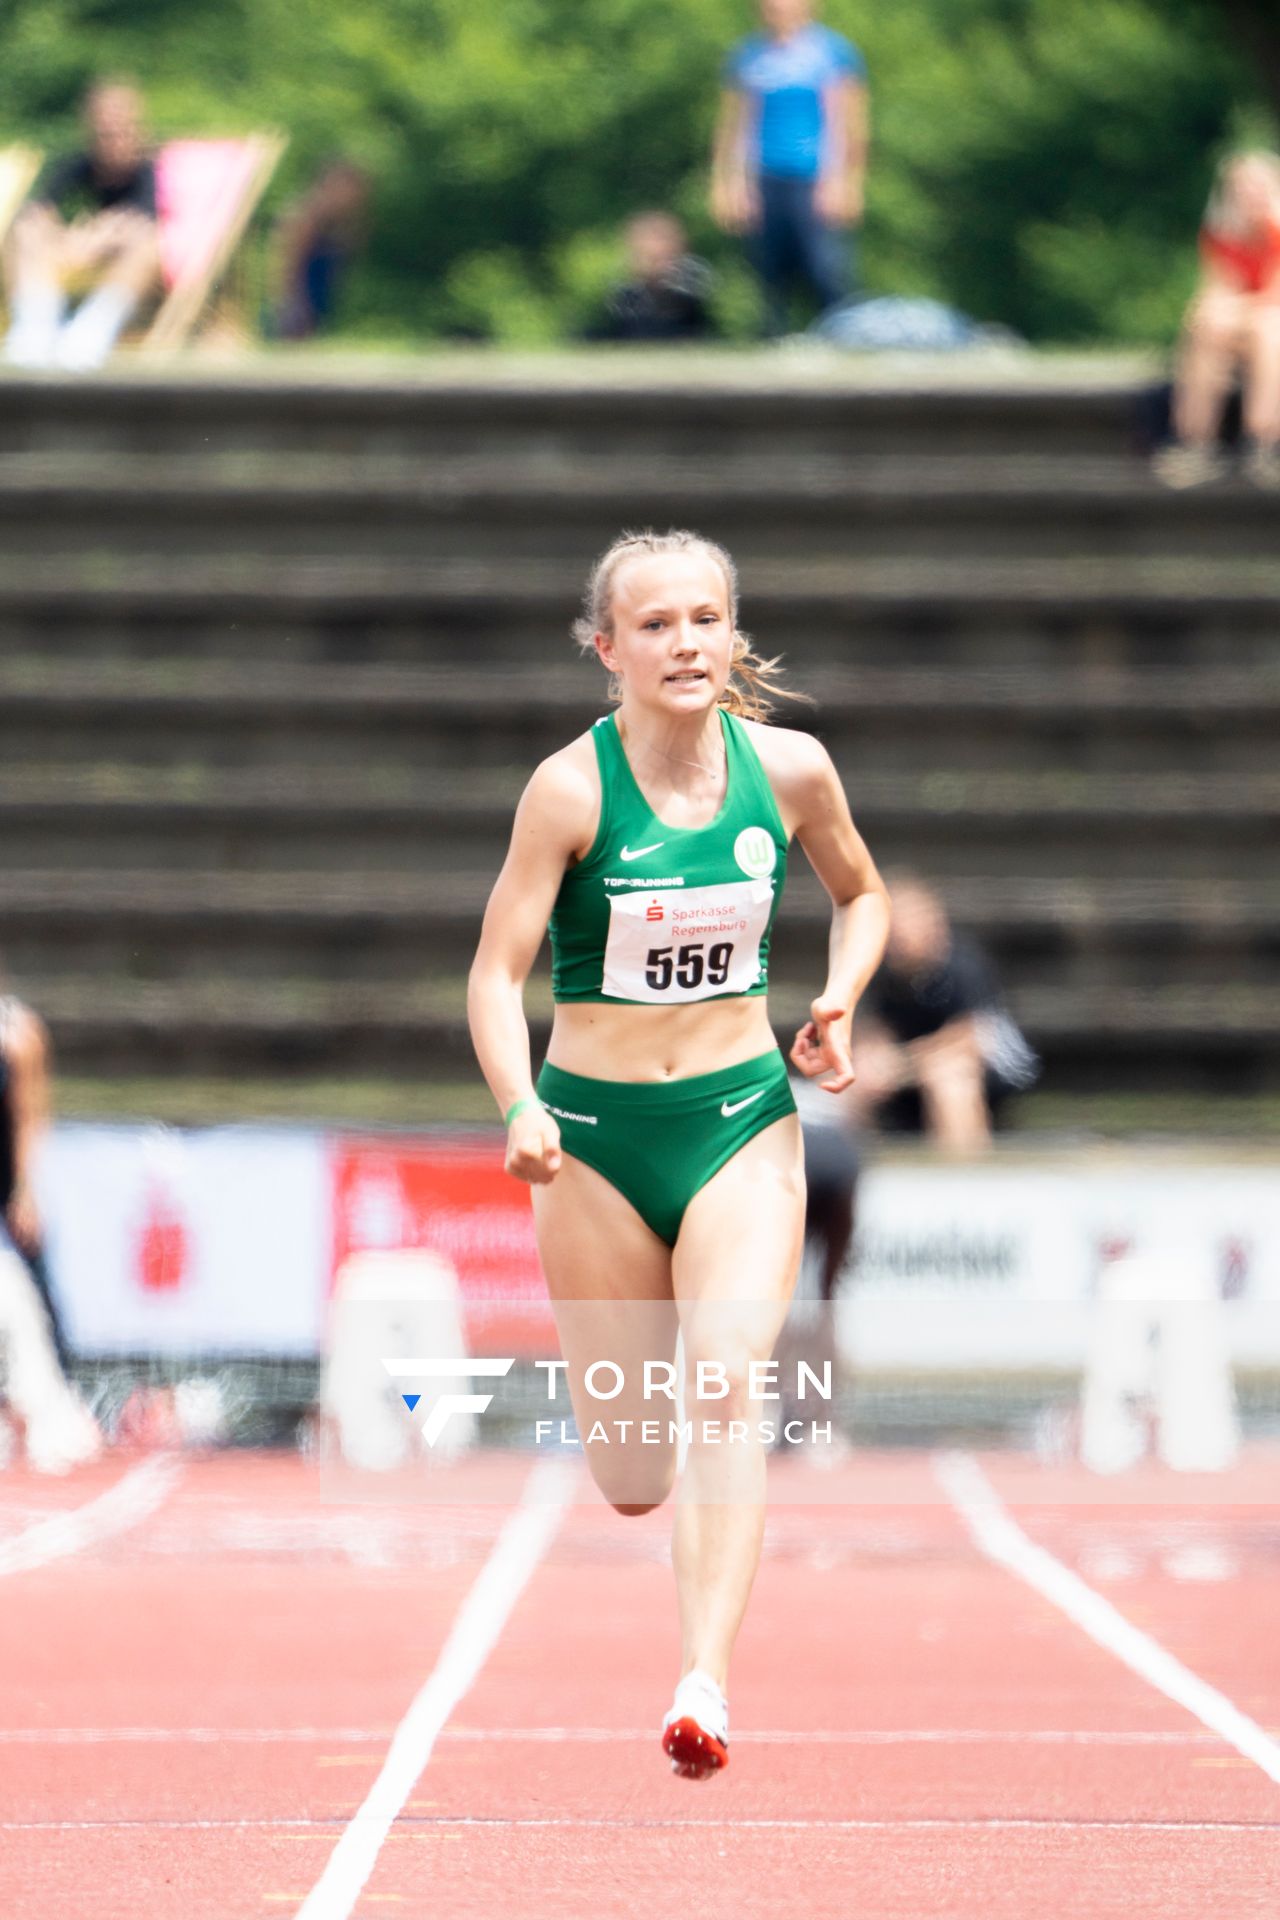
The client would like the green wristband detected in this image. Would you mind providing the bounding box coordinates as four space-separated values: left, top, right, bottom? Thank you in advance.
504 1095 544 1127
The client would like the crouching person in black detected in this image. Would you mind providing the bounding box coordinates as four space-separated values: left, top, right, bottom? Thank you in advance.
855 873 1040 1154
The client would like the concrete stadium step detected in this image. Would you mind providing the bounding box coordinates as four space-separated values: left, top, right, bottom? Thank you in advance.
26 975 1279 1080
0 660 1271 778
0 869 1272 994
0 362 1145 462
0 767 1273 882
1 763 1272 821
32 974 1277 1040
14 867 1273 921
2 452 1275 567
1 878 1272 953
0 657 1272 721
5 605 1276 677
2 554 1279 618
0 448 1175 498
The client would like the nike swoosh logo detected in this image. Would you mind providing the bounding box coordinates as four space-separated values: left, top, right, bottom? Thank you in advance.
620 842 664 861
721 1090 765 1118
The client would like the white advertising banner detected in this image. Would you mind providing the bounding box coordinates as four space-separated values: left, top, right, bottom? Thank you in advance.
35 1125 329 1356
843 1161 1280 1371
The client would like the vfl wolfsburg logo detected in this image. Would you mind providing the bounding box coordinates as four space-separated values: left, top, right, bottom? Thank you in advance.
383 1357 515 1446
733 826 776 878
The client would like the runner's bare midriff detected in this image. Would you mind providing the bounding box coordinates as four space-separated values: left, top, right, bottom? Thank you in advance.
548 996 778 1083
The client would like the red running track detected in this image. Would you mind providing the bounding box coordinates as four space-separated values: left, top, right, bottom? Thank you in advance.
0 1445 1276 1919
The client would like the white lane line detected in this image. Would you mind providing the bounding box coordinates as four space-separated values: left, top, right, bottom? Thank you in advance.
428 1725 1240 1748
393 1815 1280 1833
0 1819 336 1831
295 1456 575 1920
0 1456 182 1578
935 1452 1280 1789
2 1816 1275 1835
0 1725 1242 1747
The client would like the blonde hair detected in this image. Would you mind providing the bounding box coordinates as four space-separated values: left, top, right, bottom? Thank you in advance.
571 528 805 723
1204 149 1280 241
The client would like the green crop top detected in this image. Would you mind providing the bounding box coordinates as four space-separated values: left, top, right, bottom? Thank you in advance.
549 709 789 1005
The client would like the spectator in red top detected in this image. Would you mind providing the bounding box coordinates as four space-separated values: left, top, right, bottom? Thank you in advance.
1157 151 1280 488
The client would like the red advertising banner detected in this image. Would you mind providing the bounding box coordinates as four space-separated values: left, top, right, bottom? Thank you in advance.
330 1136 557 1354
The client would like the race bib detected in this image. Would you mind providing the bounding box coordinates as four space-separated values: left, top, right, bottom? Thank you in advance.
602 879 774 1003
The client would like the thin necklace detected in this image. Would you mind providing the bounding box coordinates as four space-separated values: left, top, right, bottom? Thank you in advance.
620 717 726 777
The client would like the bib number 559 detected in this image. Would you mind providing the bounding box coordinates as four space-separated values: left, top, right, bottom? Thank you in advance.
645 941 734 992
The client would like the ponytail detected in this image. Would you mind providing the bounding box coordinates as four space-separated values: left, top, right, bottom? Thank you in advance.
572 528 809 723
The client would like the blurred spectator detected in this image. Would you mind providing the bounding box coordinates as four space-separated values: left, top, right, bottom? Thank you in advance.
0 990 71 1369
2 77 161 371
854 874 1040 1155
0 981 101 1473
585 212 714 343
792 1072 860 1305
1155 151 1280 489
772 1073 861 1454
711 0 867 337
269 157 371 341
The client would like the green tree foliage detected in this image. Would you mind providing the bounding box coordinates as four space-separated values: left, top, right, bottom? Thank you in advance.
0 0 1270 344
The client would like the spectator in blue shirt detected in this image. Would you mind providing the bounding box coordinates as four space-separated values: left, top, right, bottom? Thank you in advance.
712 0 868 336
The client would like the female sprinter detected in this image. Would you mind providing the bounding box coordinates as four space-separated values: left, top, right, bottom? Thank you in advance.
467 530 888 1778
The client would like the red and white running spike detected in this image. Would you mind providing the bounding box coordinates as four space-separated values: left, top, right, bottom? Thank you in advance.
661 1668 729 1779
